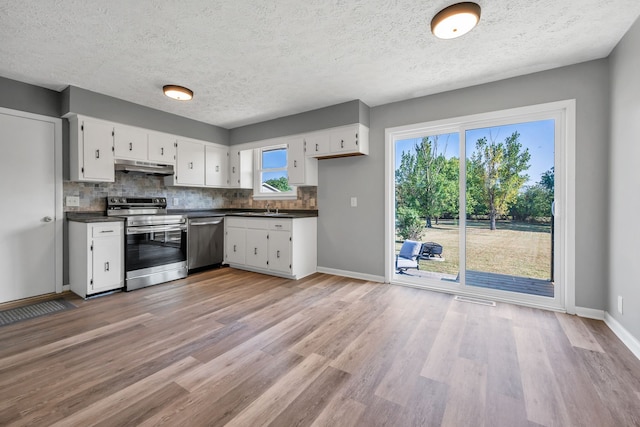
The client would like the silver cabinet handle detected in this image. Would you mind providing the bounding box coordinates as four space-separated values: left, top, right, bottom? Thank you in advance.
189 162 194 169
277 250 280 258
316 144 319 151
294 160 297 167
161 147 164 155
341 139 344 148
232 166 236 173
216 165 220 172
129 142 133 151
95 149 100 159
105 261 110 271
99 230 114 233
254 248 258 255
43 216 53 222
233 244 237 252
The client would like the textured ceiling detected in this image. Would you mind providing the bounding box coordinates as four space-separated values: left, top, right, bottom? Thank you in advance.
1 1 639 128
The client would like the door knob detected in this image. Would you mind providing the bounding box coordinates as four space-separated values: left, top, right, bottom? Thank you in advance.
43 216 53 222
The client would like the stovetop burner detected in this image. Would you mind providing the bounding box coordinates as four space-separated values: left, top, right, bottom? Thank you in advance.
106 196 185 226
107 196 168 216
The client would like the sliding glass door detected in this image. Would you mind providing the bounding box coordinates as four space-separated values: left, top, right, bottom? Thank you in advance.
395 131 460 282
388 102 573 310
463 119 555 298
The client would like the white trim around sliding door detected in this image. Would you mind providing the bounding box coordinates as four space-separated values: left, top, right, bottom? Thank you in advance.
385 100 576 313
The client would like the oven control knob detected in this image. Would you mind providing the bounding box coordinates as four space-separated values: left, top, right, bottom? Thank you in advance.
153 198 159 203
110 197 117 203
120 198 126 203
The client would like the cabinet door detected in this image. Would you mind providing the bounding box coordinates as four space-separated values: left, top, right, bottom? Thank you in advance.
330 127 359 153
225 227 246 265
205 145 228 187
245 229 269 269
306 132 331 157
175 140 205 185
268 230 292 273
113 125 147 160
82 119 115 182
148 132 176 164
287 137 305 185
91 235 123 293
287 137 317 186
229 149 254 189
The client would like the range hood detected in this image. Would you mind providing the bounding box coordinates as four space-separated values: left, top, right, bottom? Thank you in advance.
114 159 174 176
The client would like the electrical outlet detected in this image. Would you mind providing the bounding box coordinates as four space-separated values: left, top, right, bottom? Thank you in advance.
618 296 623 314
350 197 357 207
173 198 180 206
66 196 80 207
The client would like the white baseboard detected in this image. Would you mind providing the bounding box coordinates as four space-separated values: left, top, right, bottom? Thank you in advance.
316 267 385 283
604 312 640 361
575 306 605 320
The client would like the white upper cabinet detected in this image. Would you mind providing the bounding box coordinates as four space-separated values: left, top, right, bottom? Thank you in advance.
69 115 115 182
205 145 229 187
228 148 253 189
174 139 205 186
113 124 147 161
165 139 229 187
305 124 369 159
287 136 318 186
305 132 331 157
148 132 177 164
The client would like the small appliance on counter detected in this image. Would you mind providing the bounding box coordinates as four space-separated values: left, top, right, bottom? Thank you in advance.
107 196 187 291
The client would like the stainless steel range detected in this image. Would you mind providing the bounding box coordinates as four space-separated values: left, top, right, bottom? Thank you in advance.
107 196 187 291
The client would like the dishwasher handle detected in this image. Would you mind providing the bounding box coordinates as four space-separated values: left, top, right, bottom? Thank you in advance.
190 219 224 226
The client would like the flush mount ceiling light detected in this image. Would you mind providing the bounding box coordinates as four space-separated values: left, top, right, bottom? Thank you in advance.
163 85 193 101
431 2 481 39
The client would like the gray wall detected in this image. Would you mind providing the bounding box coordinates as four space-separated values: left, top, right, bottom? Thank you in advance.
0 76 61 117
62 86 229 144
608 18 640 340
318 59 611 311
229 100 368 144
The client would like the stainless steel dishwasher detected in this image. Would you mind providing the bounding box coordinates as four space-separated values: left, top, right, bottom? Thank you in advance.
187 216 224 271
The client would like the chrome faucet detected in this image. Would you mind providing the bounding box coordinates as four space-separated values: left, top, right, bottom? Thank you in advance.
266 203 271 213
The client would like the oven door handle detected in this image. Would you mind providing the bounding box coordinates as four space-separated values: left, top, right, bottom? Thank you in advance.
127 225 186 234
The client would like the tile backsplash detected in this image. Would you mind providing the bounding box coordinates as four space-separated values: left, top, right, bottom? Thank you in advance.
63 171 317 212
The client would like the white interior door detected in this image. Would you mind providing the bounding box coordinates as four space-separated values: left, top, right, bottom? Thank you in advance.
0 111 57 302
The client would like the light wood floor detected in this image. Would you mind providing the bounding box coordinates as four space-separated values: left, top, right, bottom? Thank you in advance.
1 268 639 426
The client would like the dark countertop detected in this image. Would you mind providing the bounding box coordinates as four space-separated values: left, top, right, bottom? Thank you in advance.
67 209 318 222
168 208 318 219
66 212 125 223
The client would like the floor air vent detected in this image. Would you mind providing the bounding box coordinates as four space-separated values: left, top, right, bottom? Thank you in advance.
454 295 496 307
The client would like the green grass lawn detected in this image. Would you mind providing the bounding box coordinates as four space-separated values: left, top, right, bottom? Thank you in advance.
396 219 552 280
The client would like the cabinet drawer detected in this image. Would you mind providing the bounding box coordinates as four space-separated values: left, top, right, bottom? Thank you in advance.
245 218 270 229
92 223 122 237
226 217 246 228
268 220 291 231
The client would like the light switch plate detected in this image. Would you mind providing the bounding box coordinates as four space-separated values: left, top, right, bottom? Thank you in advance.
173 198 180 206
66 196 80 207
350 197 357 207
618 296 623 314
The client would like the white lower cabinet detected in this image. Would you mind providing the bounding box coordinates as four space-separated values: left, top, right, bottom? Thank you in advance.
246 228 269 269
268 230 292 273
69 221 124 298
225 226 246 264
224 216 317 279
